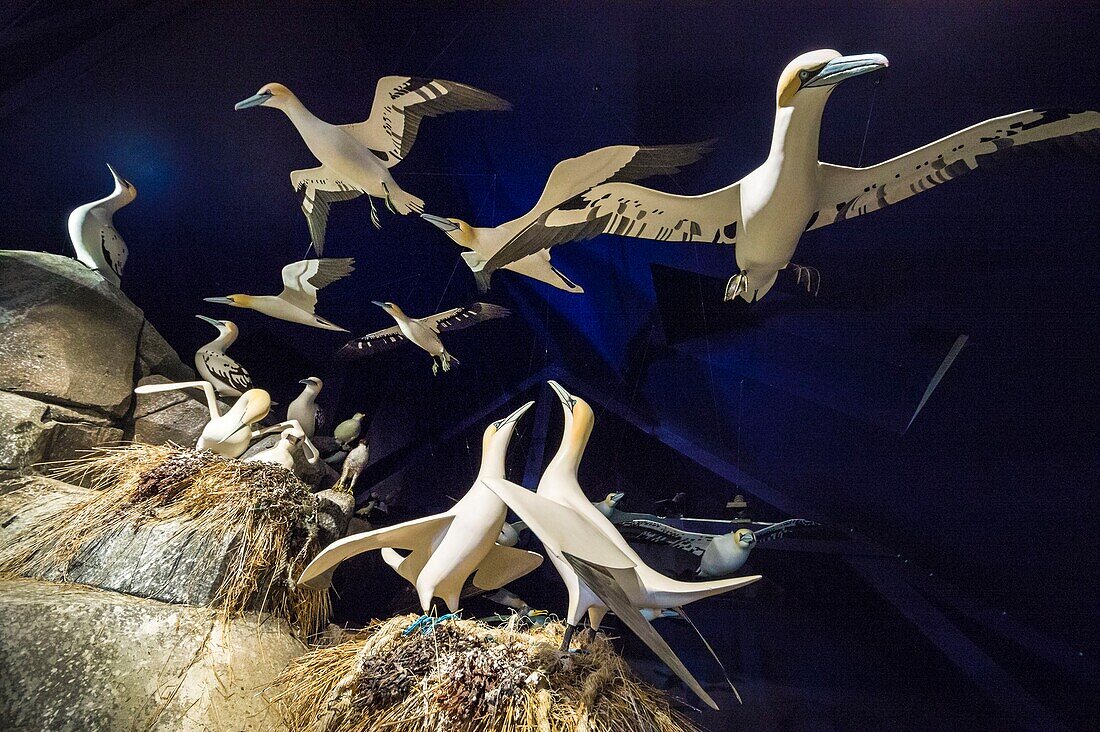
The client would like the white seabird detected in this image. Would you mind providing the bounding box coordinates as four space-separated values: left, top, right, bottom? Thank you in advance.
235 78 512 254
204 258 354 331
287 376 323 438
297 402 543 627
339 301 510 375
194 315 253 398
420 141 711 292
479 50 1100 302
67 164 136 287
243 424 320 474
334 438 369 493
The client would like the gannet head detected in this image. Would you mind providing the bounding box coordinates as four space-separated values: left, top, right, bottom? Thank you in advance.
605 492 624 508
298 376 323 393
234 82 294 111
203 294 253 309
734 528 757 550
106 164 137 203
480 400 535 476
371 300 406 318
196 314 238 338
777 50 888 108
421 214 475 247
546 380 594 459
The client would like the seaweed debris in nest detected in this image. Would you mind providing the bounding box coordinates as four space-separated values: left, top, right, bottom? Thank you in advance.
0 444 332 637
271 614 697 732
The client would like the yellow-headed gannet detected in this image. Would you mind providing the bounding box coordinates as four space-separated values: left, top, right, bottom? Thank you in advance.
67 164 136 287
420 141 712 292
339 301 510 375
298 402 543 630
235 78 511 254
243 424 320 474
482 381 761 710
333 412 366 449
287 376 323 438
194 315 252 398
204 258 353 331
334 438 369 493
481 50 1100 302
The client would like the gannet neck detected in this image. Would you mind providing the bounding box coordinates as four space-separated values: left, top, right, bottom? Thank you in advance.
766 101 827 170
479 427 510 478
278 92 324 136
201 329 236 353
545 408 592 479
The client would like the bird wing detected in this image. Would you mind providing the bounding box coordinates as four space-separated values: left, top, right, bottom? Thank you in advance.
336 325 407 359
341 76 512 168
809 109 1100 231
617 519 713 557
278 258 355 312
290 166 364 256
201 352 252 394
470 543 544 591
752 518 819 542
419 302 511 333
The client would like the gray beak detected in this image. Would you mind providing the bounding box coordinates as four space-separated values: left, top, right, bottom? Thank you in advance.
421 214 460 233
195 314 221 326
804 53 889 88
498 400 535 427
203 296 236 306
298 379 311 385
106 163 133 190
371 300 387 308
234 91 272 110
546 380 575 408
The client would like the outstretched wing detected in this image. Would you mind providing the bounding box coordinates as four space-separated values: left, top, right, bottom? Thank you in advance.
617 519 714 556
278 258 355 312
336 325 407 360
290 166 363 256
419 302 511 333
809 109 1100 231
752 518 819 542
342 76 512 168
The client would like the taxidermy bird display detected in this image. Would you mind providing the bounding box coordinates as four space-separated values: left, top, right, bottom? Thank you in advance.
194 315 252 398
338 301 510 375
298 402 543 634
420 141 711 292
234 77 511 254
479 49 1100 302
287 377 323 438
333 412 366 449
204 258 354 331
334 438 369 493
243 424 320 473
132 381 307 458
483 381 761 710
67 163 136 287
618 517 818 578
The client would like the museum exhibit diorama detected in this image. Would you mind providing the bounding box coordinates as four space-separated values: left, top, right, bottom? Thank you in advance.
1 2 1098 731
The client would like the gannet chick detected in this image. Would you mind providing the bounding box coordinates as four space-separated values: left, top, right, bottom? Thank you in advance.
204 258 354 331
194 315 252 398
234 78 511 254
244 424 320 474
287 376 323 438
67 164 136 287
334 438 369 493
339 301 510 375
333 412 366 449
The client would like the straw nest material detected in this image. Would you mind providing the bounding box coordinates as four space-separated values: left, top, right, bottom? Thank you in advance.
0 444 331 637
270 613 697 732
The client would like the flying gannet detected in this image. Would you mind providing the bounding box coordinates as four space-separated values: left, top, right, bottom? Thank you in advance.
298 402 544 633
194 315 253 398
482 381 761 710
476 50 1100 302
420 141 712 292
67 164 136 287
287 376 323 438
235 78 511 254
204 258 353 331
339 301 510 375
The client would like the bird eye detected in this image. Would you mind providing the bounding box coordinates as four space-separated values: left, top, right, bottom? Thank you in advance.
799 70 810 80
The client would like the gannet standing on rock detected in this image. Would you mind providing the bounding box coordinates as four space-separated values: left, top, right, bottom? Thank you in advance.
204 258 353 331
67 164 136 287
194 315 252 398
420 141 712 292
287 377 323 438
483 50 1100 302
339 301 510 375
235 78 512 254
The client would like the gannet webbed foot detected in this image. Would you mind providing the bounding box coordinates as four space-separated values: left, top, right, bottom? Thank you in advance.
368 197 382 229
786 263 821 296
724 271 749 302
431 358 440 376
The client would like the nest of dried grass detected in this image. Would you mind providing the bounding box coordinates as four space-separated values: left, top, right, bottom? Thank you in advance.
271 613 697 732
0 444 331 637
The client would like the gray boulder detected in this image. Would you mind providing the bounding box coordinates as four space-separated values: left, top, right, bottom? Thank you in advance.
138 319 196 382
126 375 214 447
0 391 123 481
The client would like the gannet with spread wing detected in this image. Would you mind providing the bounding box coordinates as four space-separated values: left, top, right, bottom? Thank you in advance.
204 258 354 331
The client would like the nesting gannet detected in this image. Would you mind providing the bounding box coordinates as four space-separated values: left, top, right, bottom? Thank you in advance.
619 517 817 578
67 164 136 287
204 258 353 331
482 381 761 710
194 315 253 398
287 377 323 438
420 141 711 292
339 301 510 375
480 50 1100 302
235 78 511 254
244 424 320 473
333 412 366 449
334 438 369 493
298 402 543 631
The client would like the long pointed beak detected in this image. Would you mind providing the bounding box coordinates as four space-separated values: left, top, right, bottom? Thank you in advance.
195 314 221 326
805 53 889 88
371 300 387 308
203 297 235 305
546 380 575 407
298 379 311 385
421 214 460 232
234 91 272 110
501 400 535 426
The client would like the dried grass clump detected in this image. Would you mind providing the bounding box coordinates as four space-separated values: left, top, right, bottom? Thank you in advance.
0 444 331 636
271 614 696 732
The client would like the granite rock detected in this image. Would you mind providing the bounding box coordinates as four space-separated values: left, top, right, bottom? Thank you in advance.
0 391 123 480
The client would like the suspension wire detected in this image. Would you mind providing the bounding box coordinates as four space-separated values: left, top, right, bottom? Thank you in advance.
421 8 481 76
857 77 882 168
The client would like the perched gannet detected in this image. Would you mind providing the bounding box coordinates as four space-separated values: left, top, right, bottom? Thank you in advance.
298 402 543 632
333 412 366 449
67 164 136 287
194 315 252 398
618 517 818 578
244 424 320 473
334 438 369 493
420 141 711 292
235 78 511 254
480 50 1100 302
204 258 353 331
482 381 761 710
287 377 323 438
339 301 510 375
